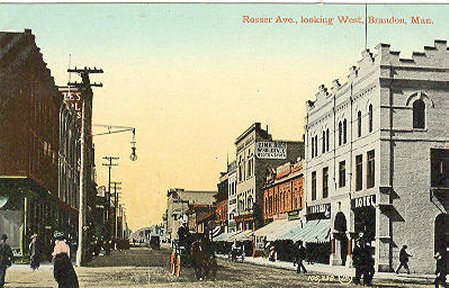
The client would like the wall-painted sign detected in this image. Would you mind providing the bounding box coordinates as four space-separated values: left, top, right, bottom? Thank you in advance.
256 142 287 159
306 203 331 219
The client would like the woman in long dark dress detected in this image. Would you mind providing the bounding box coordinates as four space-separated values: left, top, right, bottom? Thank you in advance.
52 232 79 288
29 234 41 271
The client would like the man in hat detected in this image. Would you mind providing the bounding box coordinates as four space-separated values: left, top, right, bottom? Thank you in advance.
0 234 13 287
434 251 447 288
29 234 42 271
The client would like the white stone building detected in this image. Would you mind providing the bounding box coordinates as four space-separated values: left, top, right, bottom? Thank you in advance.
227 160 237 233
304 40 449 274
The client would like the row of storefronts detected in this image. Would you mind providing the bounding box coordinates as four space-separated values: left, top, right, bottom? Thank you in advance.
208 40 449 275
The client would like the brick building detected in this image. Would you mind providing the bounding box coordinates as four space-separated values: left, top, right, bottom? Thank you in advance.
0 29 65 256
215 172 228 232
234 123 304 232
263 159 305 223
304 40 449 273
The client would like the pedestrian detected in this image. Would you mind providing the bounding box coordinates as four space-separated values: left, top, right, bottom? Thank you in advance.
434 251 447 288
52 231 79 288
293 241 307 273
395 245 412 274
362 242 375 286
0 234 13 288
268 245 276 262
352 239 363 285
29 234 41 271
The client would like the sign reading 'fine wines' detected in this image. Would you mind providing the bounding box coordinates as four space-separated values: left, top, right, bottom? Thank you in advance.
256 142 287 159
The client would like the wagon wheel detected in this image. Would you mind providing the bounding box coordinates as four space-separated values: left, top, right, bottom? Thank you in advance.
175 254 181 277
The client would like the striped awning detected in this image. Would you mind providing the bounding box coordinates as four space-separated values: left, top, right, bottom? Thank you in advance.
253 219 288 238
228 229 253 242
213 231 237 242
277 219 331 243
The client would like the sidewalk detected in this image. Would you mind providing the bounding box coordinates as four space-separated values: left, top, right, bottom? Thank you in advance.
217 254 436 284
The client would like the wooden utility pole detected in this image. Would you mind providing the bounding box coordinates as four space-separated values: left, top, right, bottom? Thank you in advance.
102 157 119 245
68 67 103 267
110 181 122 241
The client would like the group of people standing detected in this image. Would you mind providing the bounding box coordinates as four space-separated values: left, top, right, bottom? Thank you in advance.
0 232 79 288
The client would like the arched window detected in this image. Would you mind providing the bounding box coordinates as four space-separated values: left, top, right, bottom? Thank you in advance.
357 111 362 137
343 119 348 144
322 131 326 153
338 121 342 146
326 128 330 151
368 104 373 132
413 99 425 129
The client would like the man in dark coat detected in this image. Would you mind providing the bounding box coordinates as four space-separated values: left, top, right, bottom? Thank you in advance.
0 234 13 288
352 240 363 285
362 242 375 286
434 251 447 288
29 234 42 271
396 245 412 274
294 241 307 273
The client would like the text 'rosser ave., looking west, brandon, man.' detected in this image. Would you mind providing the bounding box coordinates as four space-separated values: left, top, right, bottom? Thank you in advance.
242 15 434 25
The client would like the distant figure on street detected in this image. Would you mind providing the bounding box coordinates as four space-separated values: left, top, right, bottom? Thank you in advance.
396 245 412 274
362 242 375 286
352 240 363 285
52 232 79 288
434 251 447 288
268 245 276 262
0 234 13 288
294 241 307 273
29 234 41 271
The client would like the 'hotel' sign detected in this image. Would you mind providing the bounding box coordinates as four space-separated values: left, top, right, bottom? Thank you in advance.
351 195 376 209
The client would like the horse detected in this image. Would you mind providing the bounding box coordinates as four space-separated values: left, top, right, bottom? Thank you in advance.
190 237 217 280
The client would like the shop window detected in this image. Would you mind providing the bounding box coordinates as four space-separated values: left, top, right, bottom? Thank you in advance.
357 111 362 137
311 171 317 200
323 167 329 198
356 154 363 191
413 99 425 129
431 149 449 188
368 104 373 132
367 150 375 188
339 161 346 188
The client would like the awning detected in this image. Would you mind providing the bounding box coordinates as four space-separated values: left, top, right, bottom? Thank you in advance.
213 231 237 242
278 219 331 243
253 219 288 238
266 220 303 242
228 229 253 242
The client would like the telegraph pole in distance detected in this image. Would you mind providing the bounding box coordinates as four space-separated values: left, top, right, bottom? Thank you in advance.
110 181 122 242
68 66 103 267
102 157 119 247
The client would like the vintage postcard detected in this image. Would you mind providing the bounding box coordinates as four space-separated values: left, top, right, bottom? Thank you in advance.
0 2 447 287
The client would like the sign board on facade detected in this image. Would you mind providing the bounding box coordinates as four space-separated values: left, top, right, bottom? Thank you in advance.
256 142 287 159
351 195 376 209
61 89 82 119
306 203 331 219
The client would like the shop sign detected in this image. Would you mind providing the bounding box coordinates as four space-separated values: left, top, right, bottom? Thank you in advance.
351 195 376 209
288 210 300 220
256 142 287 159
306 203 331 219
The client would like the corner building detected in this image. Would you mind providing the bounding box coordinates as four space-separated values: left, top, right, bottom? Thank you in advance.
304 41 449 274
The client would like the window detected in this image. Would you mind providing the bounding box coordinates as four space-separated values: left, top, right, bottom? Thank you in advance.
314 135 318 157
311 171 317 200
247 158 253 178
339 161 346 187
322 131 326 153
311 136 315 158
431 149 449 188
357 111 362 137
343 119 348 144
356 154 363 191
323 167 329 198
326 129 330 151
367 150 375 188
338 121 342 146
413 99 425 129
368 104 373 132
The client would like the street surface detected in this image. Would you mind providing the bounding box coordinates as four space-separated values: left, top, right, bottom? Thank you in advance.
4 247 434 288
